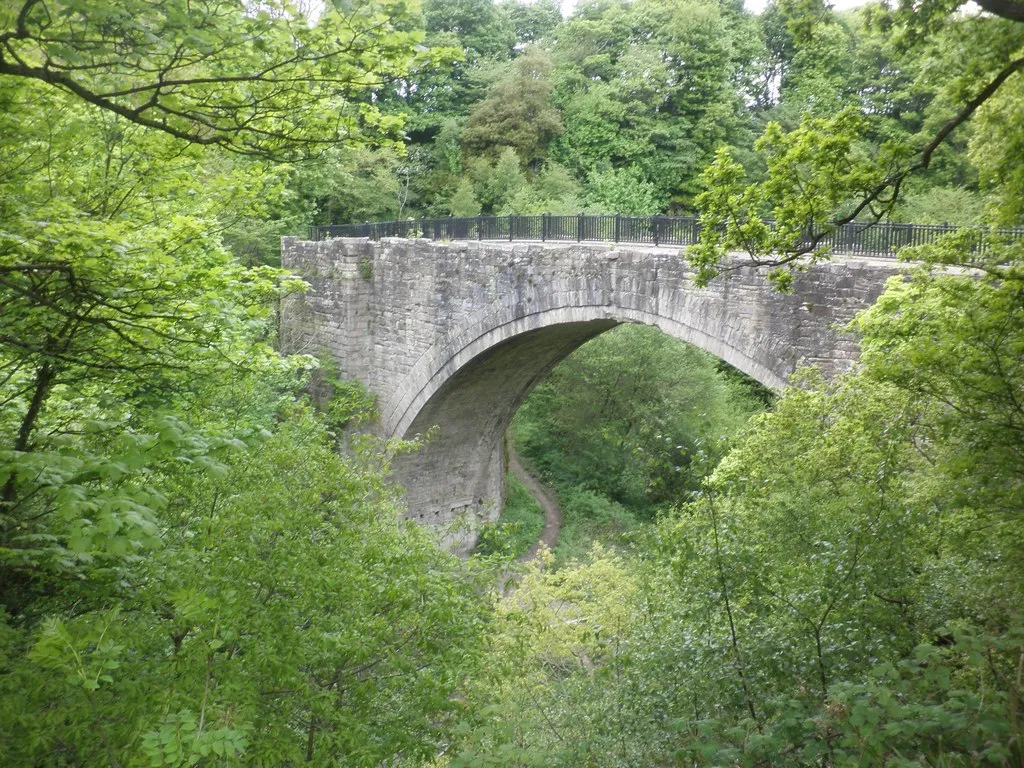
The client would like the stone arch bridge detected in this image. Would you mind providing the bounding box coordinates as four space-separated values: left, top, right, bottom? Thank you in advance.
282 236 902 551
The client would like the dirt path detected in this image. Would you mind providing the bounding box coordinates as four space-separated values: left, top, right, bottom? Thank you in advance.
506 436 562 562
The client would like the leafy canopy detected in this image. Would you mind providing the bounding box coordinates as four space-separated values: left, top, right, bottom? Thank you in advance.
0 0 425 158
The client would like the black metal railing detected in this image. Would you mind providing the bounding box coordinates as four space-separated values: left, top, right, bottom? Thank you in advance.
309 214 1024 258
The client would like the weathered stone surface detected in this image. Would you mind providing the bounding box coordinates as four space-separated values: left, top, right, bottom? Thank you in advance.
281 236 903 551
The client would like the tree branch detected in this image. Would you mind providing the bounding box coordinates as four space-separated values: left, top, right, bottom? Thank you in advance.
752 55 1024 269
975 0 1024 23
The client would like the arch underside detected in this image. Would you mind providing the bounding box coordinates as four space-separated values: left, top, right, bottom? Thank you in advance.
389 306 786 553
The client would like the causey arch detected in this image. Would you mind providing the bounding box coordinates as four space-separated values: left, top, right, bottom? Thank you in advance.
281 236 901 552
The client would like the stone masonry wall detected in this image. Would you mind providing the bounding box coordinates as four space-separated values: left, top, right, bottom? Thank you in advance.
281 236 903 552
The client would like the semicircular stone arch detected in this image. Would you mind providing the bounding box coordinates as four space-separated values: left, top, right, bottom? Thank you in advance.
282 236 901 552
387 303 787 443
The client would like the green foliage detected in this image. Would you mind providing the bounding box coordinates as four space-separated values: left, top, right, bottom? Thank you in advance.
395 0 515 136
0 81 302 609
0 7 493 765
549 83 642 178
514 325 764 521
551 487 637 564
358 256 374 281
224 0 1023 231
508 325 766 569
777 11 857 115
502 163 584 215
424 0 516 61
470 147 528 213
461 48 562 164
380 0 781 215
693 108 893 287
891 184 987 224
454 77 1024 754
546 0 761 211
585 167 665 215
6 0 1024 764
456 279 1024 764
0 0 423 158
693 3 1023 282
855 235 1024 525
476 472 544 559
1 402 491 766
502 0 562 50
450 177 483 216
970 80 1024 224
436 118 466 175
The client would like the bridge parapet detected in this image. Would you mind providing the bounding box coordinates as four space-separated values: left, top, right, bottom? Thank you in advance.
308 214 1024 259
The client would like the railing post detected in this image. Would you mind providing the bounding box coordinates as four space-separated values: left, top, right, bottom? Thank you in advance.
653 215 660 247
542 213 548 242
577 212 583 242
477 214 482 240
614 213 620 243
509 214 514 241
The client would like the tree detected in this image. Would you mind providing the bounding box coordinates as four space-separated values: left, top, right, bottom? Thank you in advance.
550 0 633 83
585 167 665 215
461 47 563 165
0 3 496 764
450 177 482 215
0 0 424 159
389 0 516 140
424 0 516 60
0 383 492 765
969 76 1024 223
502 0 563 51
470 147 528 212
550 83 635 174
854 234 1024 520
462 271 1024 765
749 1 797 111
435 117 466 175
514 325 763 518
505 163 584 214
890 183 986 224
548 0 760 211
0 77 298 614
692 3 1024 283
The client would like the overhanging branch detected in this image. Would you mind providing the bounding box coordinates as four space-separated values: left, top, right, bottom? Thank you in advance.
752 55 1024 269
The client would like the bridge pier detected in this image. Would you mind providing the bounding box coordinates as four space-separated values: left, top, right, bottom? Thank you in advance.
281 236 901 552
